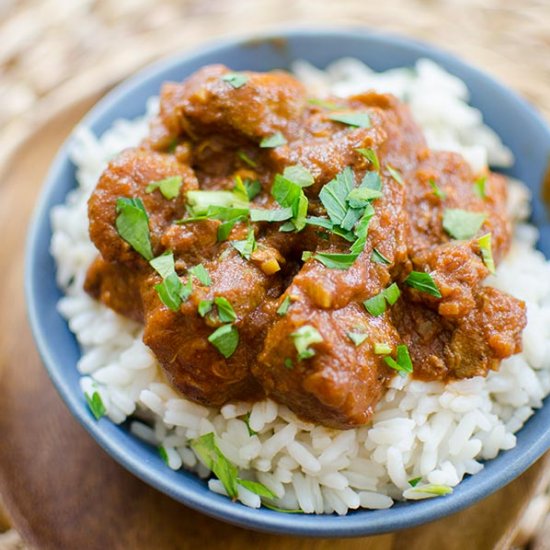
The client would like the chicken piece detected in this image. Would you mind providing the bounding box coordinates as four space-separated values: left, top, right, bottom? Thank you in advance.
88 147 197 266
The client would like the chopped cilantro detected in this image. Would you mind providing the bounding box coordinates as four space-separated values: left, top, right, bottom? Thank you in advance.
214 296 237 323
237 479 277 499
231 226 256 260
429 178 446 200
404 271 442 298
478 233 495 274
347 186 383 208
188 264 212 286
145 175 182 200
271 173 308 231
243 412 256 436
221 72 248 89
443 209 486 240
371 248 391 265
260 132 287 148
158 445 169 465
363 283 401 316
208 324 239 358
356 148 380 171
283 165 314 187
244 178 261 200
250 207 293 222
408 477 422 487
319 167 355 226
408 484 453 496
283 358 294 369
311 252 359 270
155 272 186 311
347 331 368 346
384 344 413 376
328 112 371 128
186 190 249 217
237 150 257 168
474 175 488 199
277 296 292 316
374 343 392 355
386 164 404 185
291 325 323 361
198 299 213 317
149 251 175 279
308 98 340 110
115 197 153 260
85 390 106 420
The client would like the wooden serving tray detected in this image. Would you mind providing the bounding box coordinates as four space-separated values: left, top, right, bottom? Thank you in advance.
0 92 548 550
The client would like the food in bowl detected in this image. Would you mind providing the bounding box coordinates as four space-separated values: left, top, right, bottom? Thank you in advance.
51 58 550 514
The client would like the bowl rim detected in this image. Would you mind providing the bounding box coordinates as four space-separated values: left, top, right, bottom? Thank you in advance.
25 25 550 537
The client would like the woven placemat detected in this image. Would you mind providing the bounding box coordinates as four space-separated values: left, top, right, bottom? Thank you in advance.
1 0 549 547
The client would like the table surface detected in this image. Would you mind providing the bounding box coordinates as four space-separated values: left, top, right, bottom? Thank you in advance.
0 88 549 550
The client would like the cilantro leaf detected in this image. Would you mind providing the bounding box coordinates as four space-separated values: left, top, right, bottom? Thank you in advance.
237 479 277 499
429 178 446 200
308 98 340 110
374 342 392 355
145 176 182 200
386 164 404 185
478 233 495 274
221 72 248 89
271 174 308 231
250 207 293 222
363 283 401 316
189 264 212 286
443 209 486 240
371 248 391 265
384 344 413 376
407 484 453 496
291 325 323 361
312 252 358 270
244 178 261 200
149 251 175 279
115 197 153 260
186 190 249 216
208 324 239 358
231 227 256 259
408 477 422 487
328 112 371 128
198 299 213 317
260 132 287 148
347 186 383 208
237 150 257 168
356 148 380 171
277 296 292 316
155 272 185 311
191 433 239 497
283 165 314 187
347 331 368 346
214 297 237 323
319 167 355 226
404 271 442 298
85 390 106 420
474 175 488 199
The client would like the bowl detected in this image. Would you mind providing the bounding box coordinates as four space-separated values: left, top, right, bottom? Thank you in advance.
25 27 550 537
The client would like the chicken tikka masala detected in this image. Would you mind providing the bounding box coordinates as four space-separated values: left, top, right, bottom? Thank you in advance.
85 65 526 429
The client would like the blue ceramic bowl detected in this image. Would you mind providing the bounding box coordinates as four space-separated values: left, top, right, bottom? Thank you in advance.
26 27 550 537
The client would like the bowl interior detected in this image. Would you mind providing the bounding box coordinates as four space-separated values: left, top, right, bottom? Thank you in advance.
26 27 550 537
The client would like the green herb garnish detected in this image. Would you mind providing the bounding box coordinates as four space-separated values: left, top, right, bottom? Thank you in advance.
429 178 446 200
363 283 401 316
347 331 368 346
244 178 261 200
214 296 237 323
404 271 442 298
85 390 106 420
478 233 495 274
283 358 294 369
319 167 355 226
155 273 187 311
231 226 257 260
374 343 392 355
115 197 153 260
371 248 391 265
250 208 293 222
237 150 257 168
310 252 359 270
208 324 239 358
408 484 453 496
308 98 340 110
384 344 413 376
443 209 486 240
145 176 182 200
474 175 487 199
408 477 422 487
291 325 323 361
356 148 380 171
277 296 292 316
328 112 371 128
149 251 176 279
386 164 404 185
260 132 287 148
221 72 248 89
271 173 308 231
198 299 214 317
158 445 169 465
238 479 277 499
188 264 212 286
282 165 314 187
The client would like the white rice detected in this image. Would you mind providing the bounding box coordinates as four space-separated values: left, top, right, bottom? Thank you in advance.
50 58 550 514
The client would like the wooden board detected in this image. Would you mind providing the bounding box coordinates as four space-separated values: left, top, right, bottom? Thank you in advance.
0 92 548 550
